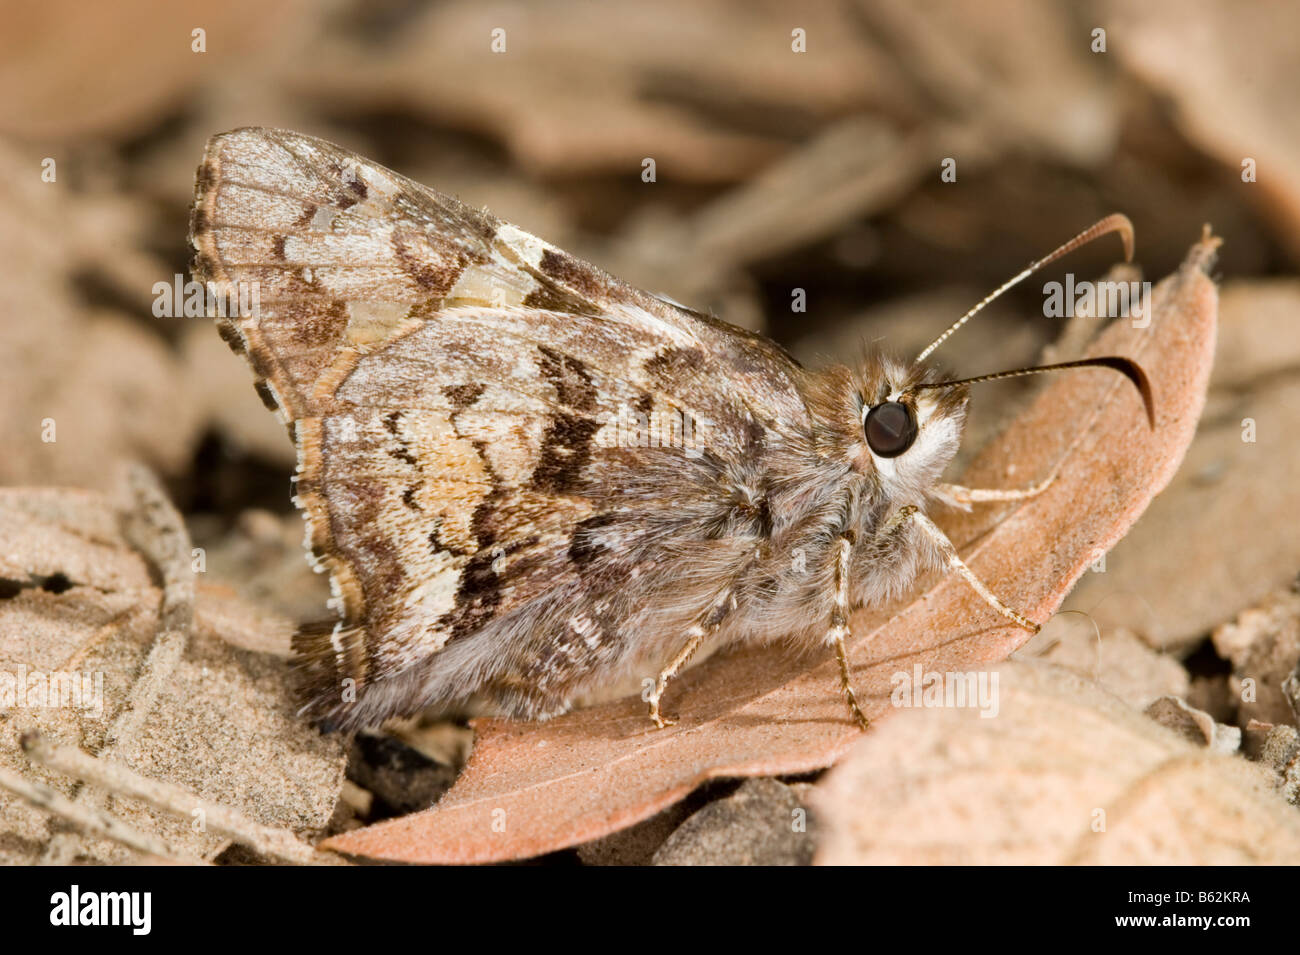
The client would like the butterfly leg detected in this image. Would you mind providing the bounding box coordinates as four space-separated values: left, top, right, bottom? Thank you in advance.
647 593 735 728
829 508 930 730
934 472 1055 511
902 507 1041 634
829 536 870 731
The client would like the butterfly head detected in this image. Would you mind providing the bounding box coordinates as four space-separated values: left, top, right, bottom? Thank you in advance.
835 352 968 500
827 213 1156 499
834 345 1154 503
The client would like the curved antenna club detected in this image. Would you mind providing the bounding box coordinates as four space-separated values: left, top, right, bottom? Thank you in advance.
908 355 1155 429
914 213 1135 364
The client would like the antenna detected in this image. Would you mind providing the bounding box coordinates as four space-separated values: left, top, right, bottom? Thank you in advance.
914 213 1134 364
908 355 1155 428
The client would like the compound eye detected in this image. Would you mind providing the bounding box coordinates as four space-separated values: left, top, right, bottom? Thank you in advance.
864 401 918 458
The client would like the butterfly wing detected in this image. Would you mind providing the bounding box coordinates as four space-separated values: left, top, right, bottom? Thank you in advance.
192 127 813 724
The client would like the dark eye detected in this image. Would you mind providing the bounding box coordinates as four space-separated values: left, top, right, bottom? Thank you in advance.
864 401 917 457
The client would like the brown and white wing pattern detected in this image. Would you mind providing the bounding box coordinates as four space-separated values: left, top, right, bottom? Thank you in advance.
191 127 813 725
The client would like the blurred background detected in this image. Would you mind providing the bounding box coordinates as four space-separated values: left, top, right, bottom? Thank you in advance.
1 0 1298 745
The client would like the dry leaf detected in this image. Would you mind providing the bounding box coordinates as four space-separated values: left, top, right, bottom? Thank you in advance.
1144 695 1241 755
1026 618 1190 711
1212 586 1300 727
811 660 1300 864
292 0 905 182
0 141 202 489
853 0 1118 166
322 232 1219 864
1101 0 1300 262
193 509 332 631
0 0 307 141
0 481 345 863
1062 280 1300 648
